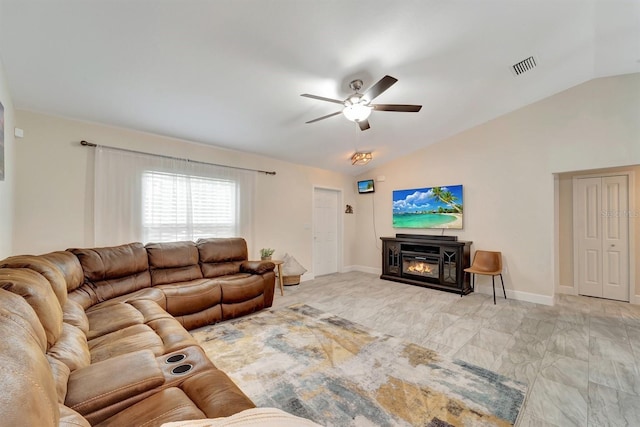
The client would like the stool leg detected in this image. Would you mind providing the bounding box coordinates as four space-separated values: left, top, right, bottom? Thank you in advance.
492 275 496 305
500 273 506 299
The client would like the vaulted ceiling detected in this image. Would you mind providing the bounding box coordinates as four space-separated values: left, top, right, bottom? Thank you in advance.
0 0 638 175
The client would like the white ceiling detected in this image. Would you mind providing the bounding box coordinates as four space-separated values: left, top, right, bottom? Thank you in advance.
1 0 638 175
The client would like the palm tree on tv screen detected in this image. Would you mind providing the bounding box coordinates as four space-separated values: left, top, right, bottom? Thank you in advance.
431 187 462 213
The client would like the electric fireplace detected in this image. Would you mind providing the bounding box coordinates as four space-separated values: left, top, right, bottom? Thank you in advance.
402 254 440 281
380 234 472 295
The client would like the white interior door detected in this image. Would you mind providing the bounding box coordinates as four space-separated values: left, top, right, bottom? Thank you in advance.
601 176 629 301
574 175 629 301
313 188 339 276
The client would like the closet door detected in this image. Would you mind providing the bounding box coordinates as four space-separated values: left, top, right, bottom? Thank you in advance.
601 175 629 301
574 175 629 301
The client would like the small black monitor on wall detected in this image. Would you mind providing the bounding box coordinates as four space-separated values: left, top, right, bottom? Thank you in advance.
357 179 375 194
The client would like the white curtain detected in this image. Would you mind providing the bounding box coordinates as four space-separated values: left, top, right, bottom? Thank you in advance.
94 146 255 246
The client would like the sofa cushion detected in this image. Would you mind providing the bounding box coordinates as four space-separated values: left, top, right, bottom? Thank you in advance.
60 405 91 427
96 286 167 309
47 322 91 372
146 317 199 351
181 369 256 418
88 324 165 363
41 251 85 293
172 304 223 331
88 317 198 364
155 279 221 317
0 255 68 306
0 268 63 349
146 241 203 286
159 407 324 427
95 387 207 427
127 299 175 324
219 276 265 304
85 302 145 340
46 355 71 404
197 238 247 278
222 295 264 321
63 299 90 335
0 289 60 426
70 243 152 305
66 350 165 416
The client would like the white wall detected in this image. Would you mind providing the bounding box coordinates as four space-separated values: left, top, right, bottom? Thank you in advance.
0 56 15 259
354 74 640 303
12 110 357 278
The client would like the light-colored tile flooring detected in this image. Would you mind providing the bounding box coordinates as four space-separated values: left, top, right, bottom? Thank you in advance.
271 272 640 427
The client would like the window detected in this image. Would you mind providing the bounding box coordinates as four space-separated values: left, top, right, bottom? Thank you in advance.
94 146 254 246
142 171 239 242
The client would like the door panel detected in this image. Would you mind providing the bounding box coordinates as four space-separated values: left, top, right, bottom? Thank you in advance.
576 178 602 297
601 175 629 301
313 188 339 276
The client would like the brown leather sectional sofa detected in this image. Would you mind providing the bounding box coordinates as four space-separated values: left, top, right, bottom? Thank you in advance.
0 237 276 426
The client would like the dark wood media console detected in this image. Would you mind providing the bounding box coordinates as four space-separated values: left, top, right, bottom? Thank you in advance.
381 234 473 295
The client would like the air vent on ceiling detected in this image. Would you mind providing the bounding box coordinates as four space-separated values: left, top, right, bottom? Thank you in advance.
511 56 537 76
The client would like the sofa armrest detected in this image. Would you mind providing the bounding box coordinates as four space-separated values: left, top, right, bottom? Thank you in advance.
65 349 164 415
240 260 275 275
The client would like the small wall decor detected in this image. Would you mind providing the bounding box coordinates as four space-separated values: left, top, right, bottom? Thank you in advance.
345 204 353 214
0 101 4 181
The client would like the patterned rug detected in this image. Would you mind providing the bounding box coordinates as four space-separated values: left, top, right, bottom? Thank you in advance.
192 304 527 427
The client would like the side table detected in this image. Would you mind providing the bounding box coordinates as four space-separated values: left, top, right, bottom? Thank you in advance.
271 260 284 296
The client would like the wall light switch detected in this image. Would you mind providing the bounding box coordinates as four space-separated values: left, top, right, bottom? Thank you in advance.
376 175 386 182
14 127 24 138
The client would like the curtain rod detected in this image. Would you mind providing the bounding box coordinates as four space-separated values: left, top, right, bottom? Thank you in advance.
80 140 276 175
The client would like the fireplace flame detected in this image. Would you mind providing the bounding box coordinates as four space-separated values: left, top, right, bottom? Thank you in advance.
408 262 432 274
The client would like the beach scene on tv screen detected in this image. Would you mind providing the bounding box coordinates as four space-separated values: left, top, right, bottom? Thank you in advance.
358 180 374 193
393 185 463 229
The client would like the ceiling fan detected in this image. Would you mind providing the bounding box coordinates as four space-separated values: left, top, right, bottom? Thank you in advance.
301 75 422 131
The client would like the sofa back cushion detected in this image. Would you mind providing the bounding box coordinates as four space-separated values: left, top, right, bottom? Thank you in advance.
0 255 68 307
197 238 248 278
69 243 151 305
146 241 203 286
0 289 60 426
41 251 85 292
0 268 63 349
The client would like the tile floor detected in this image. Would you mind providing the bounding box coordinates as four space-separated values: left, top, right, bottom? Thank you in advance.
271 272 640 427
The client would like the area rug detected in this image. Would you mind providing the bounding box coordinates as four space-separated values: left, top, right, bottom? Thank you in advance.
192 304 527 427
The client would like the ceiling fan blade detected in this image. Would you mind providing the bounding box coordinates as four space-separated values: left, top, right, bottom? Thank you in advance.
372 104 422 112
363 75 398 101
358 119 371 131
305 111 343 124
300 94 344 105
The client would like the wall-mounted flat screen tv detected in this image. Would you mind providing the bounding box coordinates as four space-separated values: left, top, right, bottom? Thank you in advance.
357 179 375 194
393 184 463 229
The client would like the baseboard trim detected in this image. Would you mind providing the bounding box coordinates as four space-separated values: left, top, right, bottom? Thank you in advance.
300 272 315 282
474 284 554 306
343 265 380 275
306 269 555 305
557 285 577 296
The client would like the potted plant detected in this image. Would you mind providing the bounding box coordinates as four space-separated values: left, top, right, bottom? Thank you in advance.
260 248 275 260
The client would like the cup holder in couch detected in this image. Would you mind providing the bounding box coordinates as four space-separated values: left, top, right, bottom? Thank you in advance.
170 364 193 375
165 354 186 364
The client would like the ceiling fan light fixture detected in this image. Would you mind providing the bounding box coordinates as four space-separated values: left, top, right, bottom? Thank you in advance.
351 152 372 165
343 103 372 122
